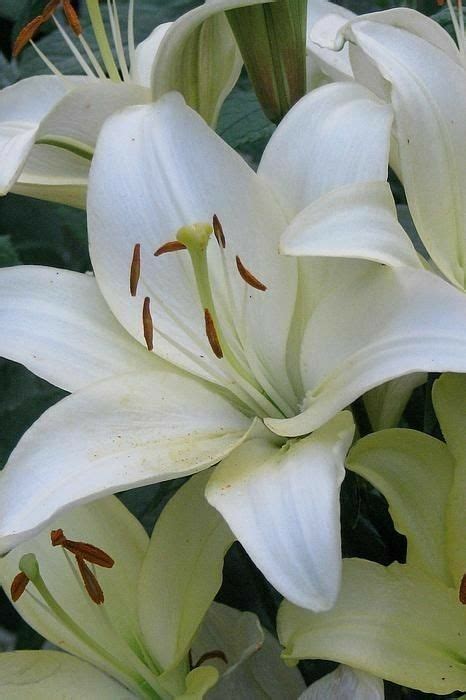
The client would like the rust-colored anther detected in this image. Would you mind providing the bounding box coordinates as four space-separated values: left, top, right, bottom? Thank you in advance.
143 296 154 351
459 573 466 604
193 650 228 668
76 555 105 604
154 241 187 257
51 529 114 567
41 0 61 22
204 308 223 359
62 0 82 36
235 256 267 291
11 571 30 602
130 243 141 297
212 214 226 249
13 15 44 56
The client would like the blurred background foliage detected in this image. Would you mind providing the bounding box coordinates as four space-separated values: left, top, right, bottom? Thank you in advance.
0 1 460 697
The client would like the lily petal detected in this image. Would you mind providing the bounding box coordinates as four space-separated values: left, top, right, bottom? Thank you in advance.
341 11 466 288
258 82 393 218
138 471 234 672
0 266 155 392
278 559 466 694
88 94 296 396
0 370 252 553
266 266 466 437
362 373 426 432
131 23 171 88
280 181 421 269
0 651 136 698
301 665 384 699
307 1 354 87
206 412 355 610
0 498 149 691
193 603 306 699
348 429 455 584
0 76 70 194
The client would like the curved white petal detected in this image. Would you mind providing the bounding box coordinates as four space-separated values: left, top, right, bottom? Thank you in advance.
0 370 251 553
266 266 466 437
0 266 155 392
12 144 88 208
362 373 427 432
0 76 71 194
37 82 149 150
301 665 384 700
348 429 455 584
193 603 306 699
0 498 149 691
139 472 234 671
280 181 421 269
206 412 355 611
88 94 296 401
307 1 354 87
278 559 466 694
131 23 171 88
258 82 393 218
0 651 136 698
341 11 466 288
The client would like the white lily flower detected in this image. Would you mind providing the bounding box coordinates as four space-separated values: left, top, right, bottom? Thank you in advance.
0 472 306 699
0 0 260 207
301 664 384 699
307 5 466 291
278 373 466 694
2 85 466 611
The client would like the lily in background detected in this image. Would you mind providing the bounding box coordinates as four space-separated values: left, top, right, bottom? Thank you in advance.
278 373 466 695
0 0 257 207
2 84 466 612
0 471 305 699
302 665 384 699
308 3 466 291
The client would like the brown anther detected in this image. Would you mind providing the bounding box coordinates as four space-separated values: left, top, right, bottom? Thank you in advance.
130 243 141 297
193 650 228 668
13 15 44 57
76 555 105 604
11 571 30 602
41 0 61 22
154 241 187 257
235 256 267 291
212 214 226 249
62 0 82 36
204 308 223 359
143 296 154 351
459 573 466 604
50 528 67 546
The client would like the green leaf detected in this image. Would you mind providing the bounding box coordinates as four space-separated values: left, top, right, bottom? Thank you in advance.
0 236 20 267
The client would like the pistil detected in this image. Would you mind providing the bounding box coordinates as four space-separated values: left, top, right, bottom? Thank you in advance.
85 0 121 81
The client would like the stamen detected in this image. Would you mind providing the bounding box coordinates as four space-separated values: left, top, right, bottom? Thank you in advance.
42 0 62 22
460 573 466 604
204 308 223 359
212 214 226 248
13 16 44 57
11 571 30 602
154 241 187 256
143 296 154 351
51 529 115 568
63 0 82 36
235 256 267 291
130 243 141 296
193 650 228 668
76 555 105 604
85 0 121 81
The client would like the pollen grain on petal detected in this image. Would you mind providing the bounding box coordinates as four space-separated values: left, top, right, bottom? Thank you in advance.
143 296 154 351
63 0 82 36
235 256 267 291
130 243 141 296
13 15 44 57
212 214 226 249
11 571 29 602
76 555 105 605
204 308 223 359
154 241 187 257
459 573 466 604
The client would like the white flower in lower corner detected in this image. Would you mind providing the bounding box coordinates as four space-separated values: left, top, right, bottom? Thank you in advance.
2 84 466 611
0 0 257 207
0 472 305 700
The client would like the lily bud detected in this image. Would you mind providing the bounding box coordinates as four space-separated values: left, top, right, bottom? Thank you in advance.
226 0 307 123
